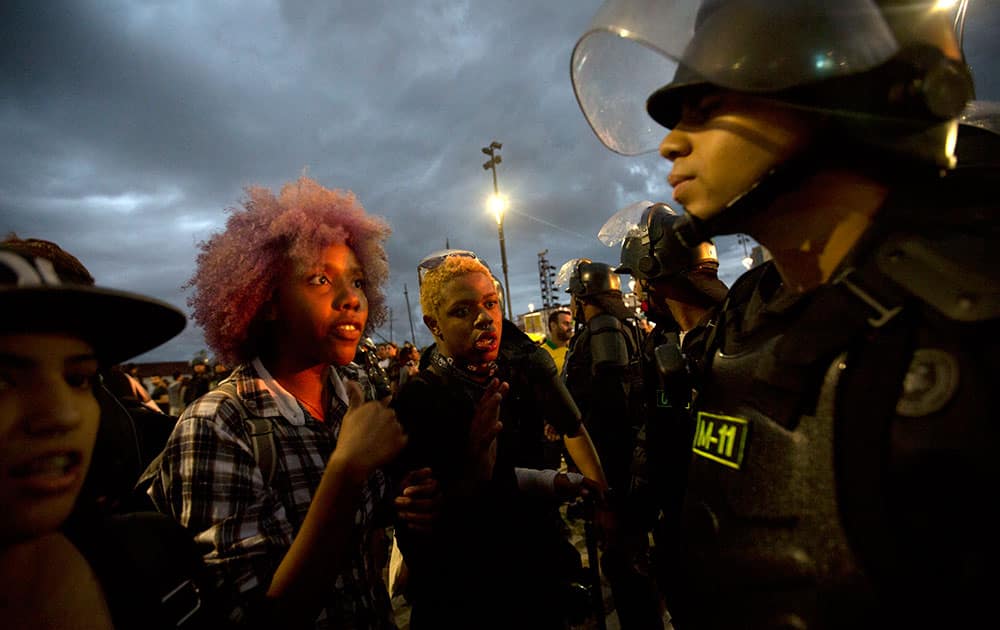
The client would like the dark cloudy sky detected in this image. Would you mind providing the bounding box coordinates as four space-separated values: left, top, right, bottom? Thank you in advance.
3 1 998 362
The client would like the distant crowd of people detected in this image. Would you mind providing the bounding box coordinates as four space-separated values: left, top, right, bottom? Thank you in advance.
114 359 233 418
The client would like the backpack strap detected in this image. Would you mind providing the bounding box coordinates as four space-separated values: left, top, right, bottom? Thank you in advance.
215 381 277 487
135 381 278 500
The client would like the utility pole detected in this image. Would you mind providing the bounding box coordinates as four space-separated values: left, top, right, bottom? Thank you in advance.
403 283 417 345
482 140 513 320
538 249 557 308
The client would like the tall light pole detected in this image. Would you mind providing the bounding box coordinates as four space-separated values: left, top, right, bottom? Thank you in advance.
738 233 754 270
482 140 513 320
403 283 417 345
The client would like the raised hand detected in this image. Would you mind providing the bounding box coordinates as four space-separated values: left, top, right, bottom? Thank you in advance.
394 467 441 534
467 378 508 479
469 378 507 451
331 380 407 481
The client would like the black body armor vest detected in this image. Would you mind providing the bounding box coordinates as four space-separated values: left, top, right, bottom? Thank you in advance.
671 165 999 628
565 313 647 495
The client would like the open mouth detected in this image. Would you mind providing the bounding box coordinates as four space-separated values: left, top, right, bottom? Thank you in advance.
9 451 83 494
332 322 362 339
474 333 498 351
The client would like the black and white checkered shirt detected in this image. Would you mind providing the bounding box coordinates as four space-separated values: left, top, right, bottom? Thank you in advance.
147 359 396 629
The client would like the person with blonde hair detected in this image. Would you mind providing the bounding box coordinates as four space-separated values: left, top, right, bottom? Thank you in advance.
392 249 609 629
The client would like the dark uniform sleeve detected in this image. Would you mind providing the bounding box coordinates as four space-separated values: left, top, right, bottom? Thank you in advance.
525 343 583 436
565 317 635 491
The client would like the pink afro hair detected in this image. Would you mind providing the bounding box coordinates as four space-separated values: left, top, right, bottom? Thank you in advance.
187 176 391 365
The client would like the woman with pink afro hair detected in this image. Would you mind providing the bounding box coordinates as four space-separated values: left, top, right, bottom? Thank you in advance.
146 176 432 629
188 175 392 366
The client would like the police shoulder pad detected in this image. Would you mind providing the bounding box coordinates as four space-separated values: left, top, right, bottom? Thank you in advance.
587 312 623 334
876 234 1000 322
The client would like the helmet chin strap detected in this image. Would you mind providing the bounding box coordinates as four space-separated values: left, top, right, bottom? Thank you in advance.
672 147 833 247
645 303 678 328
671 179 770 247
671 102 960 248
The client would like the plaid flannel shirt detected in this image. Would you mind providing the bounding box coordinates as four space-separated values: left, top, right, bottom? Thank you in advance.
147 358 396 629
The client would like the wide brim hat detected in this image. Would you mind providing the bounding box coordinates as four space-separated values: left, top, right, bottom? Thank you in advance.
0 247 186 364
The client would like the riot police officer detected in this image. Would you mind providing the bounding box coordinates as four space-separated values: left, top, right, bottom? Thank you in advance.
573 0 997 627
599 200 729 611
600 200 728 373
559 258 665 629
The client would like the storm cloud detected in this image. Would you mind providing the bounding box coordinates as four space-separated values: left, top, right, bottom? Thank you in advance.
3 0 997 359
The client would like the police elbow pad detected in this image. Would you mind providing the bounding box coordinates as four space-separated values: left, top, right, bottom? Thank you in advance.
525 343 559 379
543 373 583 434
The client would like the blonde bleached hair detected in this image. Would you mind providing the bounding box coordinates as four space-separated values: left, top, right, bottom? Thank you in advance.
419 255 495 323
188 176 391 365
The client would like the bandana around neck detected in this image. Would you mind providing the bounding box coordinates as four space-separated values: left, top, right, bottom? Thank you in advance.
430 349 498 383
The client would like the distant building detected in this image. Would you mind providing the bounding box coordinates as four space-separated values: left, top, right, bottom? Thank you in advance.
515 290 644 342
129 360 190 379
517 305 569 344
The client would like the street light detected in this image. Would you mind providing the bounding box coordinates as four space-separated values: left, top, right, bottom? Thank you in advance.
738 234 754 270
482 140 513 320
487 193 508 225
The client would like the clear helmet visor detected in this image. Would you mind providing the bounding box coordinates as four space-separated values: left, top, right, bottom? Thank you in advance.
960 100 1000 136
555 258 587 291
572 0 906 155
598 199 657 246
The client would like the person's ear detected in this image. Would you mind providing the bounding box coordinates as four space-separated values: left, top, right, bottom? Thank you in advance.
423 314 440 337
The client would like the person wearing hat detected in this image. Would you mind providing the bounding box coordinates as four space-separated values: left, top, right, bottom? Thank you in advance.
573 0 997 626
0 237 187 628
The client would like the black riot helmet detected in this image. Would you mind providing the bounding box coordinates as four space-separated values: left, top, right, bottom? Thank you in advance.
556 258 622 299
572 0 975 245
573 0 973 164
601 200 719 283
